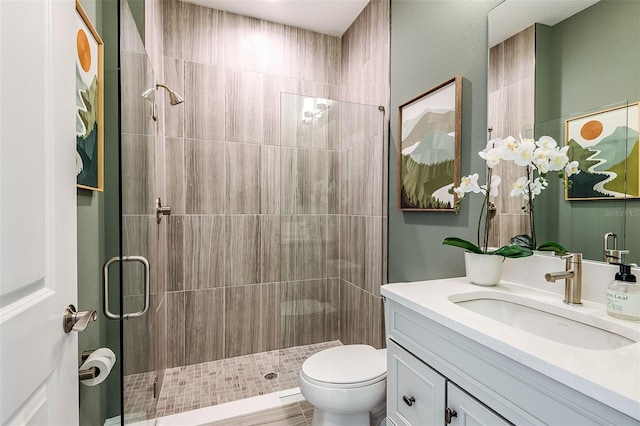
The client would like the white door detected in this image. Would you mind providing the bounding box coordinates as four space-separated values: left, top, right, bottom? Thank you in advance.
0 0 78 424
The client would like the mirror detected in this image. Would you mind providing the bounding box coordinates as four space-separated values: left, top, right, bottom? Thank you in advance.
488 0 640 265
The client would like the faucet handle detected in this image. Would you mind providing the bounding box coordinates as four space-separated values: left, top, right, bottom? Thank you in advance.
605 249 629 264
561 252 582 262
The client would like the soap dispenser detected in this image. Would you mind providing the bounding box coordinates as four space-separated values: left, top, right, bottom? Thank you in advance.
606 264 640 321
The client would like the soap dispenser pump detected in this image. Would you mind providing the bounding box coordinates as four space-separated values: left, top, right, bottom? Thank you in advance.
606 263 639 321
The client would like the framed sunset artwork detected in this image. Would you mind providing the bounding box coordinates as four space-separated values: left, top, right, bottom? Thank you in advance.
565 102 639 200
76 0 104 191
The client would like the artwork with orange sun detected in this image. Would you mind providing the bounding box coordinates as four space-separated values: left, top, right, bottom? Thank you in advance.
565 103 639 200
76 0 103 191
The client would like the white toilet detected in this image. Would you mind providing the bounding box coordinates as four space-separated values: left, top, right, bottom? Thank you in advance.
299 344 387 426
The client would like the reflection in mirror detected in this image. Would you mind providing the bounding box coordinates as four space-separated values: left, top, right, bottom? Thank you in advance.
488 0 640 264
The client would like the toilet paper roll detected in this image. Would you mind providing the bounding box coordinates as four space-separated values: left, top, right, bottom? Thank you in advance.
79 348 116 386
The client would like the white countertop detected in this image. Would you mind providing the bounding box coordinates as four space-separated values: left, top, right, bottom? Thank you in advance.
381 278 640 421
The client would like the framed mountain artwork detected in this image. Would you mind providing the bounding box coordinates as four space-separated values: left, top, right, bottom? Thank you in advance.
398 76 462 211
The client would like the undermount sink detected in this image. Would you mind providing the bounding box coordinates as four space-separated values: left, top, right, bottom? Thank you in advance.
451 294 639 350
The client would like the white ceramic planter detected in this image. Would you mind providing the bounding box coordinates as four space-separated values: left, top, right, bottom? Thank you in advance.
464 252 505 286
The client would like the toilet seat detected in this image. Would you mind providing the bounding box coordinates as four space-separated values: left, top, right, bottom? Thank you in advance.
301 345 386 389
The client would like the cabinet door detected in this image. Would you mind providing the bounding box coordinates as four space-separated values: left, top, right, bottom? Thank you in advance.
447 382 512 426
388 340 447 426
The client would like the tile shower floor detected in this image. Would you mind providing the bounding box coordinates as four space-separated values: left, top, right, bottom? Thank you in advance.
124 341 341 421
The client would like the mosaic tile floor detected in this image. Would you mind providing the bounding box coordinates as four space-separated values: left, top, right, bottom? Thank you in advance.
123 341 341 421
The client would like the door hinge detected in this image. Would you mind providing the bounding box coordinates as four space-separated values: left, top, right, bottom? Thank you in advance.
153 377 158 399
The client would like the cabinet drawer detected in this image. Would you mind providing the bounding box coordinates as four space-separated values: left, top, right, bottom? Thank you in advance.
387 339 446 426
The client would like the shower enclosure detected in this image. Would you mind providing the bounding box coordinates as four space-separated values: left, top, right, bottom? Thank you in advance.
115 0 388 423
276 93 386 392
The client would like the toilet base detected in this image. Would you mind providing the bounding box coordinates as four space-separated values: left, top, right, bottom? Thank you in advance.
310 401 386 426
311 408 370 426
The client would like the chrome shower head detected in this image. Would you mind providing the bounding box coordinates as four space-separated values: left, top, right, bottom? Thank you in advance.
156 83 184 106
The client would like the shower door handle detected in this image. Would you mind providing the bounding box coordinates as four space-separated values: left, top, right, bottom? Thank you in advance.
103 255 150 320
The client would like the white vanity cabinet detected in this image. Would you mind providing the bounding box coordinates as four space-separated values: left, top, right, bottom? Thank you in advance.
387 339 510 426
383 293 640 425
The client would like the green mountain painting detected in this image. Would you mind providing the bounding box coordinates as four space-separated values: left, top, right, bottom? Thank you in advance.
400 109 456 209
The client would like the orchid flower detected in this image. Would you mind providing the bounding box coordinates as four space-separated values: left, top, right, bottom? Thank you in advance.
566 160 580 177
501 136 520 161
510 176 529 197
534 155 550 174
479 142 505 169
514 138 536 166
458 173 482 194
489 175 501 197
536 135 558 150
530 176 547 197
446 133 576 257
481 175 501 197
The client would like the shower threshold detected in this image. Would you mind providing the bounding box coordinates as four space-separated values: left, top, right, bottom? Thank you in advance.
157 387 306 425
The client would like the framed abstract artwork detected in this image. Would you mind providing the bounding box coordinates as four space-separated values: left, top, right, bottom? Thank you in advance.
398 76 462 211
76 0 104 191
565 102 639 200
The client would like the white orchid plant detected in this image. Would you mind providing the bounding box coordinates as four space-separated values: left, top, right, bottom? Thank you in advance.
443 135 580 257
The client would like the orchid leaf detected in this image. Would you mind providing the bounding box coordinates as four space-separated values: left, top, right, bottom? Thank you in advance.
510 234 533 249
536 241 568 255
490 244 533 258
442 237 483 254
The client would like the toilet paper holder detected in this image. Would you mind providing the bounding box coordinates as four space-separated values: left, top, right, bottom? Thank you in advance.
78 347 116 385
79 350 99 380
79 366 99 380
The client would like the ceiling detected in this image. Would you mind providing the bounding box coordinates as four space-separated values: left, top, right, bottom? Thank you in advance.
181 0 370 37
180 0 600 42
489 0 600 47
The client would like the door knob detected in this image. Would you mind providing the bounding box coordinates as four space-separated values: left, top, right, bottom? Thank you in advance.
63 304 97 333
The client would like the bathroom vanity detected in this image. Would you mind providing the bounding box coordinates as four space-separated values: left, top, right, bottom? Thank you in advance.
381 278 640 425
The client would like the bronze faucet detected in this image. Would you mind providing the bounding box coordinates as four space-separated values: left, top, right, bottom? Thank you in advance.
544 253 582 305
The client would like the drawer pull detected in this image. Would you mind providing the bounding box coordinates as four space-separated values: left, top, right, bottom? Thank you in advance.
445 407 458 423
402 395 416 407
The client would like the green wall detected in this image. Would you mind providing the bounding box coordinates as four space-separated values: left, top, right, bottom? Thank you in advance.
77 0 121 424
76 1 107 424
388 0 502 282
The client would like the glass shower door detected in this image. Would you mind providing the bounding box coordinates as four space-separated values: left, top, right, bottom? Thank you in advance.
118 1 161 423
278 93 386 392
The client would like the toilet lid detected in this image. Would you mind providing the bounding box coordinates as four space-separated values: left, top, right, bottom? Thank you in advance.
301 345 386 385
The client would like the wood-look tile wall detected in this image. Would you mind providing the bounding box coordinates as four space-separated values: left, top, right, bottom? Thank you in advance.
338 0 390 349
488 26 535 248
161 0 343 367
120 0 393 370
